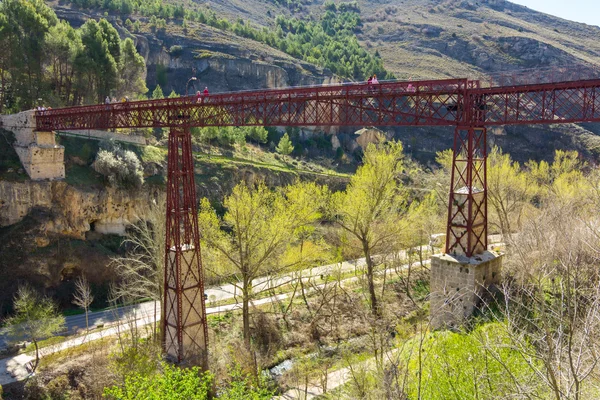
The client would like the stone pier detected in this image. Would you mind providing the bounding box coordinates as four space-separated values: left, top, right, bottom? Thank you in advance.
430 251 502 329
1 110 64 180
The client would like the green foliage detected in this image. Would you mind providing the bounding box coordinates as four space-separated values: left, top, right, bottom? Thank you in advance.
0 1 146 111
192 126 267 147
217 364 275 399
169 45 184 57
5 285 66 371
119 37 148 98
151 84 164 99
276 133 294 156
62 0 389 81
141 145 165 163
331 141 406 313
404 323 545 399
104 362 212 400
0 0 57 110
198 180 327 338
246 126 269 144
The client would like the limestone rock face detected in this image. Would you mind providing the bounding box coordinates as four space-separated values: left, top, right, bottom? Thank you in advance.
0 180 158 239
355 127 387 149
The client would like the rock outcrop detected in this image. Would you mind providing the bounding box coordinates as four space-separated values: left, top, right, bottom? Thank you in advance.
0 180 159 238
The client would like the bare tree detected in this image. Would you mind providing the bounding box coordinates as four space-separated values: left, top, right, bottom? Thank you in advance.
72 275 94 331
489 199 600 400
110 197 165 341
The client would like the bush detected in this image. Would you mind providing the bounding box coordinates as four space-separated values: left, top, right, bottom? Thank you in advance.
93 146 144 188
217 364 275 400
169 45 184 57
104 362 212 400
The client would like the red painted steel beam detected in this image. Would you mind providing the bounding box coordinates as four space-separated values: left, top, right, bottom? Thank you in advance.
32 76 600 293
473 79 600 126
34 79 467 131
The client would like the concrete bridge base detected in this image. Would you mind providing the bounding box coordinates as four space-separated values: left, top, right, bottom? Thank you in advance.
430 251 502 329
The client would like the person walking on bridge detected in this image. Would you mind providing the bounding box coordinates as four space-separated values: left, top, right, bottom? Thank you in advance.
203 87 209 96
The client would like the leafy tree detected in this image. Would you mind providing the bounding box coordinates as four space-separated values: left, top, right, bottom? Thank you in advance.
198 181 326 341
168 89 178 98
152 84 164 99
276 133 294 157
330 142 405 315
0 0 57 109
487 147 535 238
246 126 269 144
79 19 119 103
5 286 66 372
217 364 275 399
98 18 121 64
404 323 545 399
119 38 147 99
45 20 84 105
93 144 144 188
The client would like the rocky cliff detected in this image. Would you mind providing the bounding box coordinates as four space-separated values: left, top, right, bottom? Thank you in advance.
0 180 159 238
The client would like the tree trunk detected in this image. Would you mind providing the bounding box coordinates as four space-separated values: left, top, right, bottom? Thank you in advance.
242 277 251 343
85 308 89 331
33 339 39 372
362 240 379 316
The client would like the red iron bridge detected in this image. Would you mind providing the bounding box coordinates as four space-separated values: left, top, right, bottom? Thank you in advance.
34 68 600 364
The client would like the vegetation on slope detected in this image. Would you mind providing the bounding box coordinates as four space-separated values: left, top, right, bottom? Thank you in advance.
0 0 147 112
62 0 389 81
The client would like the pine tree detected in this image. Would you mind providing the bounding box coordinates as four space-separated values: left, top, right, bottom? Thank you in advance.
276 133 294 157
152 84 164 99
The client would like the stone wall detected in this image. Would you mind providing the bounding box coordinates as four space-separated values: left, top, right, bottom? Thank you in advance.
430 251 502 329
0 110 36 144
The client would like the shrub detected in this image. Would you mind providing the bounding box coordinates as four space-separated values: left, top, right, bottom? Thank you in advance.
104 362 212 400
93 145 144 188
169 45 184 57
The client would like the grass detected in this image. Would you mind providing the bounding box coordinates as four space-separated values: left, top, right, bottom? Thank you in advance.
38 336 116 370
64 164 104 187
22 336 68 354
0 129 28 182
141 145 166 163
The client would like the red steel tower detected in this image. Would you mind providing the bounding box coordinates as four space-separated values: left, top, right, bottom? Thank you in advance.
162 124 208 366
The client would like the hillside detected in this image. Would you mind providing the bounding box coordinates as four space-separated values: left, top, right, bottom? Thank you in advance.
43 0 600 164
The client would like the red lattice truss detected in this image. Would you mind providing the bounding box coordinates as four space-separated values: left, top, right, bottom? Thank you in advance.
33 77 600 361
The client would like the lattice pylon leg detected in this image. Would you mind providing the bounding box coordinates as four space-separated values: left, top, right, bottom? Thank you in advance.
162 125 209 368
445 126 487 257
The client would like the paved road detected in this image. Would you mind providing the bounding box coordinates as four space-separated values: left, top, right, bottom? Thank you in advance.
0 251 407 351
0 257 426 386
0 234 509 351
